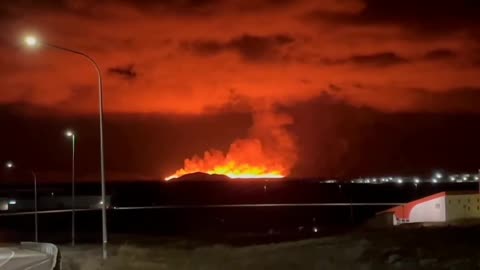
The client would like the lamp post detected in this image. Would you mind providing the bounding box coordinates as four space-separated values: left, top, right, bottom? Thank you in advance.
65 130 76 246
4 161 38 242
24 35 108 258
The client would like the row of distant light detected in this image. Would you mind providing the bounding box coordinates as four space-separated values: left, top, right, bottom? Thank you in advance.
350 173 480 184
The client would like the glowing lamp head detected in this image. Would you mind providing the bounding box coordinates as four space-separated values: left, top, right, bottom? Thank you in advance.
65 130 74 138
5 161 14 169
24 36 38 47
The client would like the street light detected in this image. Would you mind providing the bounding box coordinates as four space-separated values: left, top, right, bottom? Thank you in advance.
24 36 38 47
4 161 38 242
65 129 76 246
24 35 108 258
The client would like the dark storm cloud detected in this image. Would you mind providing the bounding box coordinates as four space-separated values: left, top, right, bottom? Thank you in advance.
122 0 301 15
411 87 480 113
319 52 408 67
0 0 304 20
235 0 299 11
349 52 407 67
0 0 70 11
0 0 227 20
318 49 455 68
290 95 480 178
423 48 457 61
108 64 137 80
329 84 342 92
118 0 222 16
228 34 294 61
0 0 102 19
471 48 480 66
188 34 295 61
306 0 480 35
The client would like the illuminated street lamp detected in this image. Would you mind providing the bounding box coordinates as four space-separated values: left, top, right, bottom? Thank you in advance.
24 36 38 47
414 178 420 184
65 129 76 246
24 35 108 258
4 161 38 242
435 172 443 179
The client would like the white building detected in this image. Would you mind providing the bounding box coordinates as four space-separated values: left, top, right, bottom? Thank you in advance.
380 191 480 225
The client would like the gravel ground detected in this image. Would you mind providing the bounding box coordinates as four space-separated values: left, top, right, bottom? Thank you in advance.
60 226 480 270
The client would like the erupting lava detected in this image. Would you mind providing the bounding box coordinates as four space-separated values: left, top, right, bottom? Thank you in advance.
165 142 287 180
165 161 285 181
166 109 297 181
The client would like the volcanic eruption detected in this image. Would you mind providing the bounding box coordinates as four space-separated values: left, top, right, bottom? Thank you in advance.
166 108 297 180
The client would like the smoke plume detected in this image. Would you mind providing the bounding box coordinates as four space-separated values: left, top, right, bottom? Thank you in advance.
167 106 298 179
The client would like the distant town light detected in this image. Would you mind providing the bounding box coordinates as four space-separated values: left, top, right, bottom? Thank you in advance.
397 179 403 184
433 179 438 183
8 200 16 205
414 178 420 183
5 161 14 169
450 176 455 181
313 227 318 233
99 201 104 205
435 172 443 179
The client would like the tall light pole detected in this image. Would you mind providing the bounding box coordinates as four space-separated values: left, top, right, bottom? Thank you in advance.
4 161 38 242
24 35 108 258
65 130 76 246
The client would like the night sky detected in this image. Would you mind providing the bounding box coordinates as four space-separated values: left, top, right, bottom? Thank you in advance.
1 0 480 182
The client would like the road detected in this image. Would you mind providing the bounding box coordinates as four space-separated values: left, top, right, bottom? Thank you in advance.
0 246 54 270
